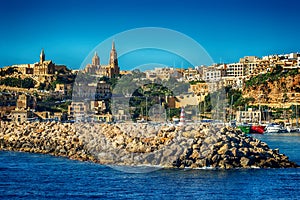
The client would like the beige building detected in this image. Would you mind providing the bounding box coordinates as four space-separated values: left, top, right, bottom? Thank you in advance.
236 108 261 123
84 41 120 78
68 102 87 120
11 109 34 123
68 100 110 121
73 81 111 100
55 83 72 95
95 81 111 100
175 93 199 108
253 60 271 75
2 49 69 91
222 76 243 89
113 109 129 121
189 82 209 101
34 111 67 121
93 114 113 122
7 49 67 76
16 94 36 110
202 65 222 82
226 63 245 77
145 67 182 81
90 100 106 114
10 94 36 123
183 68 201 82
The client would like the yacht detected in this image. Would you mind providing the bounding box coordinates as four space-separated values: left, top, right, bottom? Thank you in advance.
265 123 287 133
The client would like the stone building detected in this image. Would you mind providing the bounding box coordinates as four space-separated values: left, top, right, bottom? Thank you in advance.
16 94 36 110
68 102 87 121
183 68 201 82
90 100 107 114
10 94 36 123
189 82 209 101
95 81 111 100
55 83 72 95
68 100 111 122
236 108 261 123
72 81 111 101
5 49 68 77
0 92 18 119
84 41 120 78
145 67 182 81
33 49 55 75
202 65 222 82
10 109 34 123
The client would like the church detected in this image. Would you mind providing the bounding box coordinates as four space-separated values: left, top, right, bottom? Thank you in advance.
5 49 67 76
33 49 55 75
84 41 120 78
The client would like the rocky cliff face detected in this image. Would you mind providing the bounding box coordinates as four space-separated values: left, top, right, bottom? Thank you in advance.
243 73 300 105
0 121 298 169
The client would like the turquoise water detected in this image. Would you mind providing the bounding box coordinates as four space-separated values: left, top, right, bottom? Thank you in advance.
0 133 299 199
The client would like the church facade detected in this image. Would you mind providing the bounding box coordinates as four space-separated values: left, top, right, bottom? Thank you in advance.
84 41 120 78
3 49 67 76
33 49 55 75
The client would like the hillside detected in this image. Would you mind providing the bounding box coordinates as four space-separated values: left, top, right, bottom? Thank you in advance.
243 66 300 107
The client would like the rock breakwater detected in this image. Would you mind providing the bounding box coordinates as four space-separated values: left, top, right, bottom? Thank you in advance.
0 121 298 169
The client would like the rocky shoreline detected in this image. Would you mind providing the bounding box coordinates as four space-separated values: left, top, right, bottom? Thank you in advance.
0 121 298 169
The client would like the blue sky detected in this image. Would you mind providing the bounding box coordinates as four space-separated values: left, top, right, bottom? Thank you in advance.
0 0 299 70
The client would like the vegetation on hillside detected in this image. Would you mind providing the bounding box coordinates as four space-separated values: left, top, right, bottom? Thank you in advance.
0 77 36 88
200 86 255 113
245 65 299 88
0 67 19 76
189 80 205 85
129 83 174 120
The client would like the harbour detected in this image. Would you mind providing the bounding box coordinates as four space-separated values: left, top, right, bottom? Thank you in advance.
1 131 299 199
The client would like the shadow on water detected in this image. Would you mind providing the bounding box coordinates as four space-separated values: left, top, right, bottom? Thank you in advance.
252 132 300 164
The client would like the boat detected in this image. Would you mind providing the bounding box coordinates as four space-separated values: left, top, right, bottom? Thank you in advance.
250 125 265 134
237 124 251 134
264 123 288 133
285 123 300 133
286 126 299 133
237 123 265 134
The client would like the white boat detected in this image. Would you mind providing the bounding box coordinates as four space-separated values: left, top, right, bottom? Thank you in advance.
265 123 288 133
286 126 300 133
285 123 300 133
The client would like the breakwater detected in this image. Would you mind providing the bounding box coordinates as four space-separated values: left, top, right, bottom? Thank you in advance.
0 121 298 169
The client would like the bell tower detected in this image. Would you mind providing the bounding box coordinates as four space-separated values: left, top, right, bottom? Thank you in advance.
40 49 45 63
109 41 119 76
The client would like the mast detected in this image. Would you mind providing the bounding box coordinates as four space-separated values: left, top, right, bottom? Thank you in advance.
230 94 233 122
296 104 298 127
259 103 261 125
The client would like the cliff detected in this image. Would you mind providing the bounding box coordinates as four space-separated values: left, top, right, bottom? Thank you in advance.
243 69 300 106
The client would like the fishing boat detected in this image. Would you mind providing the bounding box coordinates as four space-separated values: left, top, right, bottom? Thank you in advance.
250 125 265 134
237 123 265 134
237 123 251 134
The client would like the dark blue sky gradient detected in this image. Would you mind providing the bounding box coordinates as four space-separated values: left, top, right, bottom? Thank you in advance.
0 0 299 69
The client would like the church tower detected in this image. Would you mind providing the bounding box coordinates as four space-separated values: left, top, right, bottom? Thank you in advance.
109 41 119 76
92 52 100 66
40 49 45 63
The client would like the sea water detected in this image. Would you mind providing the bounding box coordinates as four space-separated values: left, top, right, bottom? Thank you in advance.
0 133 299 200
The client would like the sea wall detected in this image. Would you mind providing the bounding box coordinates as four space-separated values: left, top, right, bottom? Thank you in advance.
0 121 298 169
